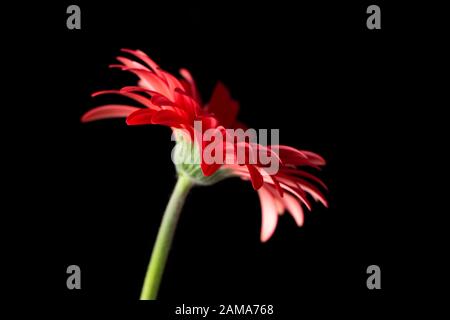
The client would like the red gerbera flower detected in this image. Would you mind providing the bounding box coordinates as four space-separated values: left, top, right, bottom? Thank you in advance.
82 49 328 299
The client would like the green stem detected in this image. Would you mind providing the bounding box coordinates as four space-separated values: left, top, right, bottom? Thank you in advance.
140 174 193 300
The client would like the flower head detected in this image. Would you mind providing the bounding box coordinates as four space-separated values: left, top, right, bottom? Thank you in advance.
82 49 328 242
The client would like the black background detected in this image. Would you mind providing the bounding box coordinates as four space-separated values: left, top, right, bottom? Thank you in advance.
7 0 444 314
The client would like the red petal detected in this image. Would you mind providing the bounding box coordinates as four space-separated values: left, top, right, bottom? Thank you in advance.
122 68 172 99
200 116 219 130
280 168 328 190
258 186 279 242
120 87 174 107
278 179 312 211
200 162 221 177
303 151 326 166
278 145 308 164
116 56 149 71
282 193 305 226
174 88 199 118
159 70 184 93
81 105 140 122
265 185 285 214
295 178 328 208
206 82 239 127
92 90 158 110
268 174 284 197
120 49 161 73
246 164 264 190
179 68 202 104
151 109 188 128
126 109 156 125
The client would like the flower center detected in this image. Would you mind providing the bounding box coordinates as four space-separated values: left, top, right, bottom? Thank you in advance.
172 130 231 186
